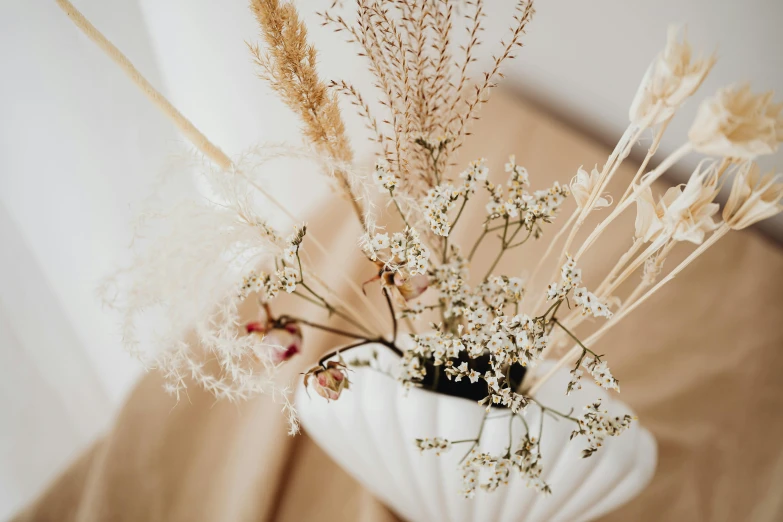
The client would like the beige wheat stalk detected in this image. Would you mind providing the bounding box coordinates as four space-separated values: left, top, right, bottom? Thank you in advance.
249 0 368 230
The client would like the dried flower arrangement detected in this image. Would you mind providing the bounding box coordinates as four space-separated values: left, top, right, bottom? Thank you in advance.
57 0 782 499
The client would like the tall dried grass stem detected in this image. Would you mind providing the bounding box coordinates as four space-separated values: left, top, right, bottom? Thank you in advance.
54 0 233 170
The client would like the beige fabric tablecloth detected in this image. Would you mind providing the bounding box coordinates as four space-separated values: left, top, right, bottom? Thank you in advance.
14 92 783 522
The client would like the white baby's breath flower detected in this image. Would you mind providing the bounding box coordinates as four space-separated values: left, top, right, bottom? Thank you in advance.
423 184 458 236
570 165 611 210
723 162 783 230
571 400 634 458
282 246 297 264
403 227 430 275
390 232 406 258
277 266 298 293
573 287 613 319
373 159 398 191
688 84 783 159
583 356 620 392
415 437 452 455
467 158 489 181
629 26 715 126
566 367 583 395
505 155 529 197
371 232 390 250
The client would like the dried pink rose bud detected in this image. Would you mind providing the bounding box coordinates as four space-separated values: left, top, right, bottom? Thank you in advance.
245 321 266 334
393 272 429 301
264 323 302 363
246 320 301 363
305 361 350 401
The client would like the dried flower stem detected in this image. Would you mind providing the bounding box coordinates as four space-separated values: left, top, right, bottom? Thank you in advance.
620 240 676 309
531 224 729 395
53 0 233 170
330 80 384 147
483 222 534 280
594 238 644 297
279 314 367 340
526 210 578 296
589 225 728 340
548 237 664 348
619 120 671 204
595 238 666 299
586 124 645 216
574 142 692 261
533 124 636 314
240 175 386 334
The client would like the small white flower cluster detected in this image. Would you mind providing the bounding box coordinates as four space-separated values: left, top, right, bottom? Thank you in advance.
485 180 519 219
547 256 612 318
403 331 464 383
570 400 634 458
282 224 306 264
525 181 570 224
460 450 512 496
362 227 430 276
566 354 619 395
404 228 429 275
459 435 550 498
472 312 550 369
546 255 582 299
513 434 551 493
459 158 490 195
238 270 280 300
444 361 481 383
402 309 549 405
415 437 451 455
583 356 620 391
370 232 390 250
566 366 584 395
505 155 530 197
428 250 526 324
429 247 470 318
572 287 613 318
373 159 398 192
422 183 458 236
479 275 525 309
484 156 568 224
276 266 298 293
237 224 307 299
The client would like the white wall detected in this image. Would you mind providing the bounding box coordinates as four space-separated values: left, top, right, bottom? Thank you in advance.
0 0 174 517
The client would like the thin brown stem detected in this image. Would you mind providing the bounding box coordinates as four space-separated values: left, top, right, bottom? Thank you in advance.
279 315 367 340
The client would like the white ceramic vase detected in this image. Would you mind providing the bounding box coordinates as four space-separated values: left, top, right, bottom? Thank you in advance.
296 344 656 522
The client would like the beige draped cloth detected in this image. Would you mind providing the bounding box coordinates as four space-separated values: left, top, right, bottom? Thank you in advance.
14 93 783 522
